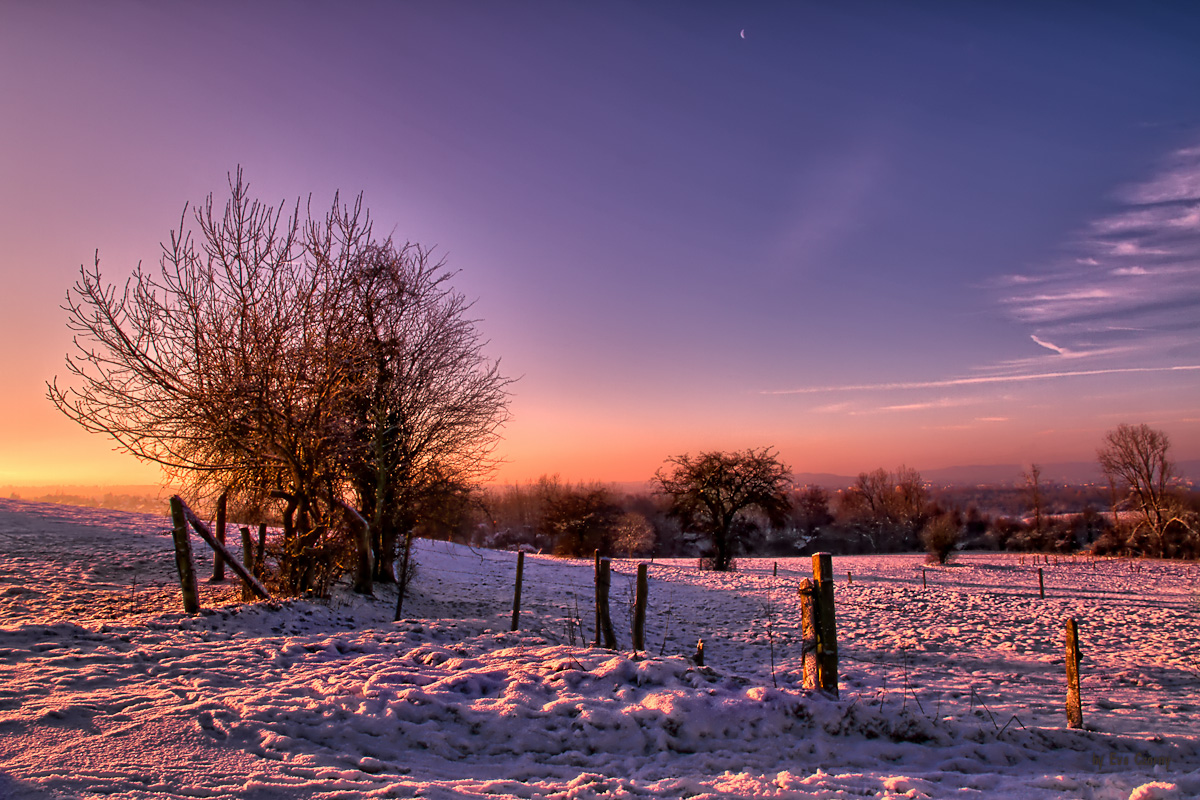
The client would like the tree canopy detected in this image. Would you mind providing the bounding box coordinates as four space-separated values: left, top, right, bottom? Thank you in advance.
654 448 791 571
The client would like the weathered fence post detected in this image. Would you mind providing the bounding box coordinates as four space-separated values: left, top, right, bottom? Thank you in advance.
593 550 601 645
1038 567 1045 599
773 561 777 578
239 526 254 602
1065 617 1083 729
169 497 200 614
633 563 648 651
694 638 705 666
594 557 617 649
209 490 228 583
176 497 271 600
847 571 852 586
922 568 927 590
511 550 524 632
813 552 839 697
798 578 820 689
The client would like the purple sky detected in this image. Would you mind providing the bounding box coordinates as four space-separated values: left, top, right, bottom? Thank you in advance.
2 1 1199 486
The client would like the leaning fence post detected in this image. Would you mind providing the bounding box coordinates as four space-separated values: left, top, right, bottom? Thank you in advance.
169 497 201 614
1065 617 1083 729
813 552 839 697
595 557 617 649
177 498 270 600
511 550 524 632
210 490 228 583
633 563 648 651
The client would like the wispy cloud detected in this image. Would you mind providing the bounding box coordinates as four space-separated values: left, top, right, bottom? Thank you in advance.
997 143 1200 357
1030 335 1069 355
863 397 978 414
762 365 1200 395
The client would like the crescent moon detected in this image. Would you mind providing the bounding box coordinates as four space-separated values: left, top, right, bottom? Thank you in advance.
740 29 745 39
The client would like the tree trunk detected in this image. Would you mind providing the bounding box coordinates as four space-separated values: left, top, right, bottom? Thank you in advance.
375 522 398 582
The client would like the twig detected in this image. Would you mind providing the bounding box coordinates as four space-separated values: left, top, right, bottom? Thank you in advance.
998 714 1026 736
970 687 999 730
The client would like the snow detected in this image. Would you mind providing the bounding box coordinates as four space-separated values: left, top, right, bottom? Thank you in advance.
0 496 1197 799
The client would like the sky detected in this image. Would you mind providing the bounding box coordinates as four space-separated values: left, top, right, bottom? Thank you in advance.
2 1 1199 487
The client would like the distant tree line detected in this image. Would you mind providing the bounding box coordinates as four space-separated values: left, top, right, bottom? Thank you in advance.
428 425 1199 564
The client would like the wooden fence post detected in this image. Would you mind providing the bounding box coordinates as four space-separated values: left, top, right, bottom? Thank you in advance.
1065 617 1083 729
798 578 820 690
813 552 839 697
847 571 852 586
694 638 705 666
593 550 601 646
209 490 228 583
176 497 271 600
239 526 254 602
922 569 927 590
511 550 524 632
595 557 617 649
1038 567 1045 599
633 563 648 651
169 497 201 614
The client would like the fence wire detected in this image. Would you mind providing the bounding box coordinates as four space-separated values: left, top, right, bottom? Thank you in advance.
406 543 1200 737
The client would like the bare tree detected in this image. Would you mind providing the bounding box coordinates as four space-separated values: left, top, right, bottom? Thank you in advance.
1097 423 1183 556
840 465 930 551
345 241 511 581
49 169 510 595
654 448 791 571
793 485 833 537
542 485 623 557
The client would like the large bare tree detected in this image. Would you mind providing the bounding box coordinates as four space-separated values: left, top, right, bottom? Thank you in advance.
654 448 791 571
1097 423 1183 556
49 169 510 594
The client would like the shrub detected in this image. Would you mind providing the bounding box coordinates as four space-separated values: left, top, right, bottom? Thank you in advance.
921 514 960 564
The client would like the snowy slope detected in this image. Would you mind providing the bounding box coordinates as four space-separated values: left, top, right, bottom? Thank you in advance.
0 497 1196 799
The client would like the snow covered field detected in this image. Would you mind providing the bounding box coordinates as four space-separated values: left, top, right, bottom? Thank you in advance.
0 496 1196 799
